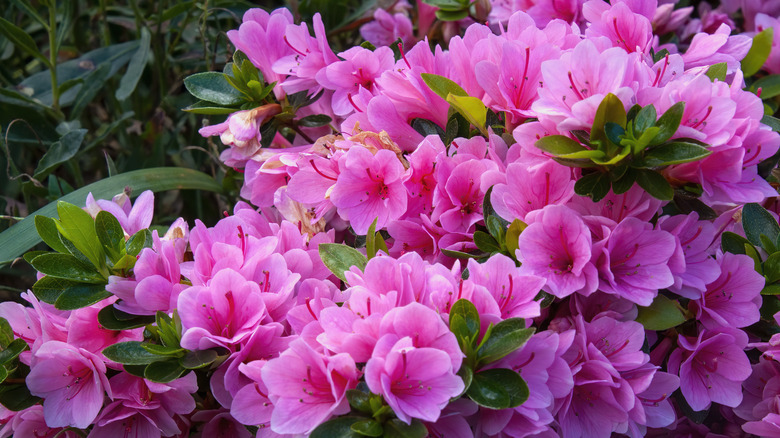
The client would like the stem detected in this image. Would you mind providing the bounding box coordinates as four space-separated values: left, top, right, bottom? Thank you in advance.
48 1 59 112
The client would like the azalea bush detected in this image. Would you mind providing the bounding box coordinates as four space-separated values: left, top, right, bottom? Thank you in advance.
2 0 780 436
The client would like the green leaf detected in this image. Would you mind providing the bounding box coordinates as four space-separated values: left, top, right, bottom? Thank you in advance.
591 93 627 143
421 73 468 100
764 252 780 284
0 384 41 411
763 115 780 132
184 72 245 106
474 231 501 254
179 349 219 369
346 389 373 414
161 1 196 21
55 201 103 268
70 63 112 118
144 358 187 383
103 341 162 365
34 129 88 179
612 168 637 194
762 284 780 295
457 364 474 396
9 0 48 29
0 16 51 67
651 102 685 146
383 419 428 438
476 319 534 366
310 416 363 438
721 231 750 255
351 419 383 437
751 75 780 100
467 368 529 409
705 62 728 82
141 343 184 356
742 28 774 77
182 101 240 115
505 219 525 258
411 118 445 139
535 135 587 156
482 186 509 226
298 114 333 128
633 104 657 134
441 248 483 259
318 243 368 283
0 318 13 349
435 8 470 20
574 172 611 202
32 275 75 304
449 298 481 344
743 203 780 250
29 253 104 283
635 169 673 201
115 27 151 100
447 94 488 134
0 366 7 384
0 339 27 365
34 215 69 254
97 304 155 330
642 141 711 166
95 211 125 257
366 218 380 259
126 228 152 256
635 294 687 330
486 215 506 245
55 283 110 310
604 122 626 145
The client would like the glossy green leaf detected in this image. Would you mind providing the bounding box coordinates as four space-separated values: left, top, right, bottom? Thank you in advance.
0 318 13 349
535 135 587 156
0 384 41 411
55 201 103 268
742 28 774 77
141 343 184 356
604 122 626 145
144 358 187 382
103 341 162 365
477 319 534 366
447 94 487 133
651 102 685 146
95 211 125 257
574 172 611 202
298 114 333 128
383 419 428 438
32 276 75 304
505 219 525 258
611 168 637 194
636 169 673 201
764 252 780 284
743 203 780 250
179 349 219 369
721 231 750 255
182 101 239 115
705 62 727 82
450 298 481 344
29 253 104 283
310 416 363 438
751 75 780 100
635 294 687 330
34 215 69 254
54 283 110 310
351 419 383 437
761 284 780 295
97 304 155 330
467 368 529 409
642 141 711 166
184 72 245 106
591 93 627 143
633 104 657 134
126 229 152 256
318 243 368 283
0 339 27 365
421 73 468 100
457 364 474 396
474 231 501 254
486 215 506 244
115 27 151 100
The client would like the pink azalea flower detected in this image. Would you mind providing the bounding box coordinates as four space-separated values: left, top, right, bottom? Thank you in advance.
198 105 283 167
10 405 80 438
262 338 359 434
594 217 675 306
516 205 599 298
330 146 407 235
466 255 545 320
320 46 395 116
668 327 752 411
492 159 575 222
272 14 338 95
583 0 654 53
360 8 414 49
191 409 252 438
178 268 268 351
688 252 763 330
86 189 154 236
365 336 464 424
26 341 112 429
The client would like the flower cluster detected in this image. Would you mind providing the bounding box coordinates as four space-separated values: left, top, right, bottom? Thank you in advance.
4 0 780 437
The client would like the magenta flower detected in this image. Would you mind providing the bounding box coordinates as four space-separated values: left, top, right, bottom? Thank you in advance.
272 13 338 95
491 159 575 222
688 253 763 330
320 46 394 116
26 341 111 428
365 336 464 424
262 338 359 434
360 8 414 49
330 146 407 235
178 268 267 351
668 327 752 411
466 255 545 320
594 217 675 306
516 205 599 298
86 189 154 236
